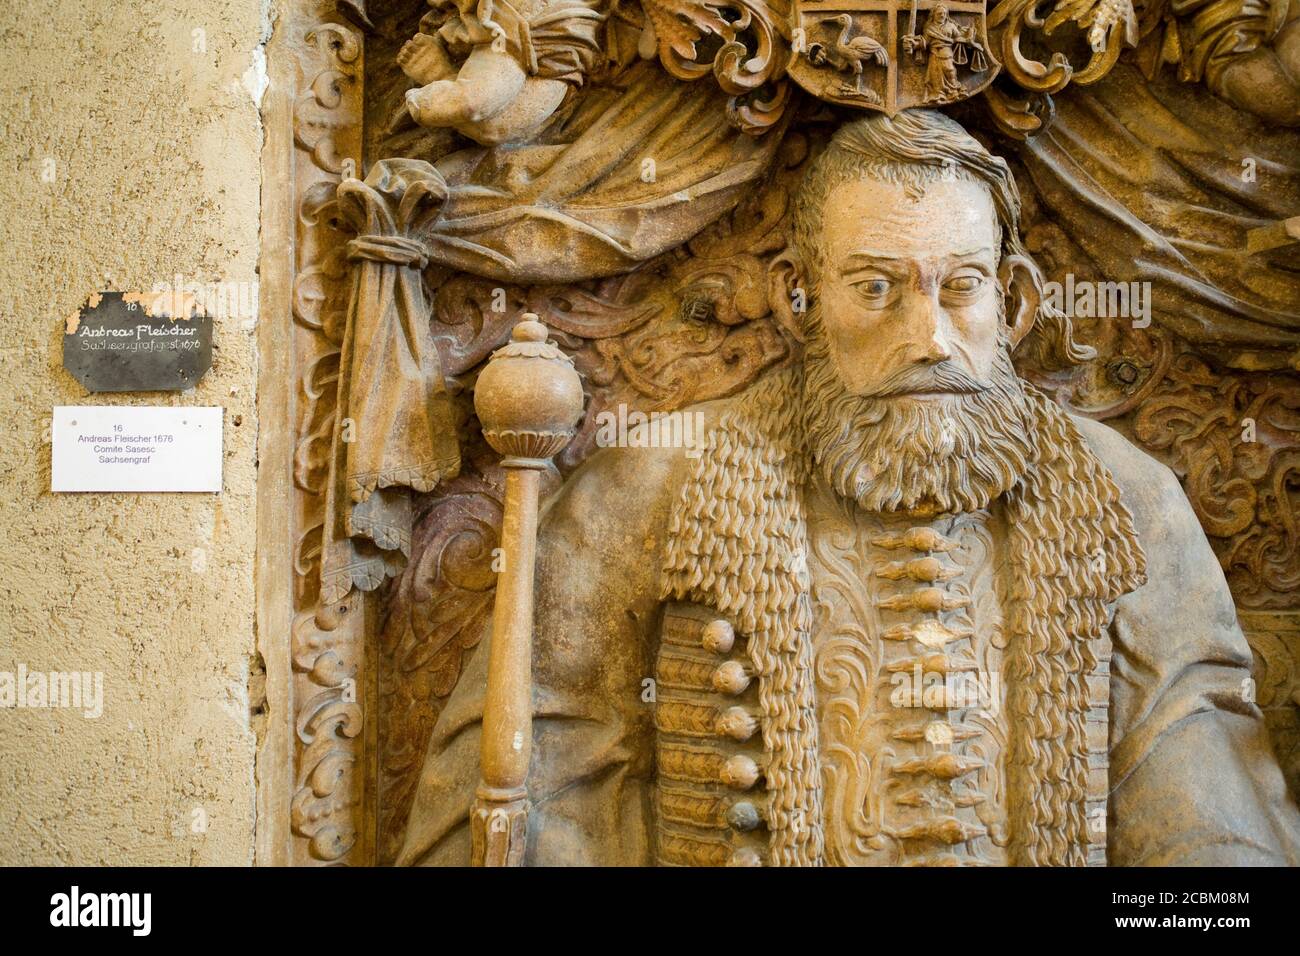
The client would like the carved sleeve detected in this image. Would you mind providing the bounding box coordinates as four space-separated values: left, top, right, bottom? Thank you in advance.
1105 455 1300 864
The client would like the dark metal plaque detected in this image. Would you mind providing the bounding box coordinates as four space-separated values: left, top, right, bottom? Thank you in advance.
62 291 213 393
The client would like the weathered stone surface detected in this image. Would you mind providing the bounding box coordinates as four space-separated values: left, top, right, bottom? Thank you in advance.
0 0 263 865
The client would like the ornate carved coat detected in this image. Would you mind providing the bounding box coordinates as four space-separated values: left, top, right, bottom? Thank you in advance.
397 374 1300 866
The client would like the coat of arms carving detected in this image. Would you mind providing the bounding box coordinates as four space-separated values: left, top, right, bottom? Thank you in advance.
788 0 998 112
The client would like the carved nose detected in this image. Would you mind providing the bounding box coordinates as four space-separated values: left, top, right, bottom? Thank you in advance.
902 294 952 365
915 333 951 366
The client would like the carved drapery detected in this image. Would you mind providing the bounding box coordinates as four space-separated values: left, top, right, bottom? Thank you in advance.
322 158 461 605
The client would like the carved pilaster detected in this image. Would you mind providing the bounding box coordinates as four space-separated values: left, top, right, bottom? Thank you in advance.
264 3 371 867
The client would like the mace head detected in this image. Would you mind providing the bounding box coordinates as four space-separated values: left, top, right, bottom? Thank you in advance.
474 315 584 462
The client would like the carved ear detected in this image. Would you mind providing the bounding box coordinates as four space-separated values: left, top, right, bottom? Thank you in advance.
768 246 807 345
998 254 1041 349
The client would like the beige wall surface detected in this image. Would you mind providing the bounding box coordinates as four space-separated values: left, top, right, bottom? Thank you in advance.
0 1 268 864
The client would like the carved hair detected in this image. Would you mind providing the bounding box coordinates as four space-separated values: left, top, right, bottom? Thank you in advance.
662 371 825 866
1002 387 1146 864
791 110 1091 372
802 312 1039 514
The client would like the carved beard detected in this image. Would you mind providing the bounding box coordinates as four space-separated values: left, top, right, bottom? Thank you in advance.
801 314 1038 515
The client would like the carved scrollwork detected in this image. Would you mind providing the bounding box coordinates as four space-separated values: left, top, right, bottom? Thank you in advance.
984 0 1137 136
641 0 794 132
290 601 364 862
293 351 340 498
1133 362 1300 605
287 12 369 865
294 24 362 175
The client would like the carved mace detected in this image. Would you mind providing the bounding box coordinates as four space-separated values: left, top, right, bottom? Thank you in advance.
470 315 584 865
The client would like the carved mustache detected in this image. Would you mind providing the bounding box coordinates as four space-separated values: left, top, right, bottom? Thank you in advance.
862 361 992 397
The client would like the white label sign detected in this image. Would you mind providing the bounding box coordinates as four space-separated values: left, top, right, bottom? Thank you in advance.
52 406 223 492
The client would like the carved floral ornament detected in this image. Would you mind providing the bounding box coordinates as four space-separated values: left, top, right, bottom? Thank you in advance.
331 0 1205 135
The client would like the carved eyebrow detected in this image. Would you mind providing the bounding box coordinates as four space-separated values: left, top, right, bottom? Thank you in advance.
844 252 906 263
946 248 998 261
839 253 906 274
840 247 995 271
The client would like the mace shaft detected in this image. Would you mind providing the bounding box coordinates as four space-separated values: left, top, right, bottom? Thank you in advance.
469 316 583 866
472 464 541 866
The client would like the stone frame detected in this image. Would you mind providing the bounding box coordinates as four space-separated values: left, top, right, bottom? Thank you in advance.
257 0 374 866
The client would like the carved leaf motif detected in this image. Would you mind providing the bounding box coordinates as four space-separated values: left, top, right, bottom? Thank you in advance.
294 351 340 496
639 0 792 131
641 0 737 77
288 13 368 866
290 606 364 862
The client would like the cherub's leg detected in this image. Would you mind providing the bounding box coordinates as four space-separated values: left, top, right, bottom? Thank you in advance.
406 47 527 129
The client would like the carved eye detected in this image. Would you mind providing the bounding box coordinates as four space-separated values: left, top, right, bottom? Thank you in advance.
854 277 893 300
942 272 985 297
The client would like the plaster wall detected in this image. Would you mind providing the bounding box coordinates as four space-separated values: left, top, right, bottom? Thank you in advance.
0 0 268 864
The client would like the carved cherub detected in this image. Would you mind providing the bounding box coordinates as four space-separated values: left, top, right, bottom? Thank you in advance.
399 0 607 145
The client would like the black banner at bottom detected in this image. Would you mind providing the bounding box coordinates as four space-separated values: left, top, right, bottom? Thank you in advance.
0 865 1283 942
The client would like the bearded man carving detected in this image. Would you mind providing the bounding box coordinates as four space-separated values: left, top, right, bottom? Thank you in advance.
399 110 1300 867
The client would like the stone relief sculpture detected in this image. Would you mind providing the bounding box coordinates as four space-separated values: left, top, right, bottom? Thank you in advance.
399 110 1299 866
398 0 607 143
806 14 890 103
267 0 1300 865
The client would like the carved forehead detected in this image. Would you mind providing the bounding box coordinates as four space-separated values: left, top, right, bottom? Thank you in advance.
820 177 999 262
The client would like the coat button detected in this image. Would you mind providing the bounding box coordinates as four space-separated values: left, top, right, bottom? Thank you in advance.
726 801 761 832
712 661 751 695
716 706 758 740
721 754 760 790
702 619 735 654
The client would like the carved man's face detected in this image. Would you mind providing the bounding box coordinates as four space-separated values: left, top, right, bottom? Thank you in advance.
796 171 1039 514
813 176 1002 398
